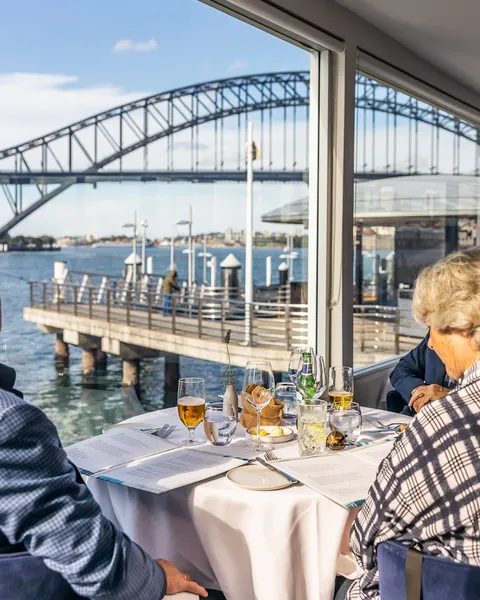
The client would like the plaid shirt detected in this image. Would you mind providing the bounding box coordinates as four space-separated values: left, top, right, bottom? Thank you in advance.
348 359 480 600
0 388 166 599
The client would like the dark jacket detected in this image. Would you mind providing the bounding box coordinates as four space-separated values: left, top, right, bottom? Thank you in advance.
0 363 23 399
390 334 447 403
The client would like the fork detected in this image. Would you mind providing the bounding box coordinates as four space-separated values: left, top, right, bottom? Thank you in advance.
154 424 177 439
264 450 279 462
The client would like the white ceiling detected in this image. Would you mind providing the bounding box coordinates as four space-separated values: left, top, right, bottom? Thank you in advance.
334 0 480 93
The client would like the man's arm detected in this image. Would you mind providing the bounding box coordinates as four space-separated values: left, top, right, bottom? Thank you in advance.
0 400 166 600
390 335 430 402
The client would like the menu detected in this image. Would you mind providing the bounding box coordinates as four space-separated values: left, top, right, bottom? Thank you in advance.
66 429 243 494
277 440 395 508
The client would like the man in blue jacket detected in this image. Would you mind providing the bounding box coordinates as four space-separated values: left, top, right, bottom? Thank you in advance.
387 333 453 414
0 304 208 599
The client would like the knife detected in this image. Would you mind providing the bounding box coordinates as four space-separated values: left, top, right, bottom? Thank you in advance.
255 457 298 484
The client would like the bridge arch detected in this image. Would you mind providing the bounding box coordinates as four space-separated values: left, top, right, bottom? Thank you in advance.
0 71 478 236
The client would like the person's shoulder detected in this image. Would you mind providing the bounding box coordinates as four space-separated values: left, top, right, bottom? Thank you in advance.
0 387 27 411
0 390 52 439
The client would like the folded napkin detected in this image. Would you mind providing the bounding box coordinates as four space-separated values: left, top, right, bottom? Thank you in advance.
240 388 284 428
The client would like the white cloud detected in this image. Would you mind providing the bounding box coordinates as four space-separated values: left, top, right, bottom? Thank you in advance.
227 59 247 73
0 72 149 148
112 39 157 53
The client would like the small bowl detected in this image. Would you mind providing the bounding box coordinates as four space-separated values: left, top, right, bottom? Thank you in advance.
245 425 295 444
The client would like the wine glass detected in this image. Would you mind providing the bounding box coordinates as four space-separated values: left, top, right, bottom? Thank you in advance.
177 377 206 446
288 346 314 384
313 355 327 399
295 353 327 401
328 366 354 408
243 360 275 451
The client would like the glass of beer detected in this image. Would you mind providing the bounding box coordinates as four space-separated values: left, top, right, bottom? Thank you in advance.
328 366 354 409
177 377 206 446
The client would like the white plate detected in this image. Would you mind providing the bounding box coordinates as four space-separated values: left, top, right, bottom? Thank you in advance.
226 464 294 491
102 422 158 434
245 426 295 444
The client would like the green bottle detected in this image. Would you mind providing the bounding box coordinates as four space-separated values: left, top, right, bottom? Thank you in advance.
296 351 317 402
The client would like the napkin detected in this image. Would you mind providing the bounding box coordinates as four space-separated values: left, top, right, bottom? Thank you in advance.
240 392 284 428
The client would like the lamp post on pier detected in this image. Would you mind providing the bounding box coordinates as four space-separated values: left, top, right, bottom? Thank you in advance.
177 206 193 288
122 211 138 287
140 219 148 274
245 122 259 345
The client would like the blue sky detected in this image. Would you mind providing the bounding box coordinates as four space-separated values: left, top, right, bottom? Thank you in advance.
0 0 306 89
0 0 310 237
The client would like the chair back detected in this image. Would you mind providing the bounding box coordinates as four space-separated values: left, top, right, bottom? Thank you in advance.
378 540 480 600
0 549 81 600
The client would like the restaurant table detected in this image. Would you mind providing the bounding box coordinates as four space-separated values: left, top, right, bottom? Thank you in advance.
88 406 411 600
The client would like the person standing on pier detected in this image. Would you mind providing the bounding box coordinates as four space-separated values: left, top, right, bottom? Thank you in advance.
162 269 180 316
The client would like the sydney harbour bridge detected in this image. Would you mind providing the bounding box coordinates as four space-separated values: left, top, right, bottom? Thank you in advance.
0 70 479 237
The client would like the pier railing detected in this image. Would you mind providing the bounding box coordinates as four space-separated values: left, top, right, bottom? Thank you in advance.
28 278 425 357
28 280 307 350
353 304 425 362
64 270 291 305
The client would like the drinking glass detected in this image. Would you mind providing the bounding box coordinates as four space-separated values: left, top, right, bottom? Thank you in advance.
177 377 206 446
328 402 362 442
275 381 297 420
288 346 314 384
204 403 237 446
297 399 328 456
328 366 354 408
243 360 275 451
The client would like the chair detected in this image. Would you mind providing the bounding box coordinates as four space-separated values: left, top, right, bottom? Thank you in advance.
0 549 82 600
377 540 480 600
0 550 202 600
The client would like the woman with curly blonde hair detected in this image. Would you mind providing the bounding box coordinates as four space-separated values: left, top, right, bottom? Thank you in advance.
340 248 480 600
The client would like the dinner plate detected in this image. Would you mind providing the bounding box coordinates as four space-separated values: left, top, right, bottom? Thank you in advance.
226 464 294 491
245 426 295 444
102 422 158 434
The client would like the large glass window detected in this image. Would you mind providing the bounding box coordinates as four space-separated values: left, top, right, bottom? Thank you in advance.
0 0 313 443
353 71 480 367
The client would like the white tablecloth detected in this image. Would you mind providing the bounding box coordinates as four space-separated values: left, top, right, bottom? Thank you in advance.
88 406 410 600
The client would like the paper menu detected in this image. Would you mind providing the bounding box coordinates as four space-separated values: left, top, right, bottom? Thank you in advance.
66 429 177 475
101 447 242 494
277 440 394 508
66 428 245 495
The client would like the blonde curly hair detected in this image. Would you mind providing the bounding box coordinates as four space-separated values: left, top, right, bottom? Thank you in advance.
412 247 480 350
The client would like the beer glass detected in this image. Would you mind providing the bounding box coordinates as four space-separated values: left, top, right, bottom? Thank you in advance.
177 377 206 446
328 366 354 408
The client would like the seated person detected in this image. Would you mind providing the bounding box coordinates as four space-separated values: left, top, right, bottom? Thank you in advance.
387 333 452 414
339 248 480 600
0 308 207 598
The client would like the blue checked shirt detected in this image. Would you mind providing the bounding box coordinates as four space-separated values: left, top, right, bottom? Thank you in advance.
0 387 167 599
348 359 480 599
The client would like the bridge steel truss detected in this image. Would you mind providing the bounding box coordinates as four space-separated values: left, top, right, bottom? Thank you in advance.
0 71 478 237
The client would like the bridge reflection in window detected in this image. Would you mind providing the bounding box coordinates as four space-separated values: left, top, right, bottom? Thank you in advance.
353 71 480 368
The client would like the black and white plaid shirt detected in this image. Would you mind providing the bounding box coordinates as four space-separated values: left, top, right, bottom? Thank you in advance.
348 359 480 599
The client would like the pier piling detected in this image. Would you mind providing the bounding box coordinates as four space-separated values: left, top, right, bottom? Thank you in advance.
55 333 69 366
164 353 180 407
82 348 96 376
123 359 140 390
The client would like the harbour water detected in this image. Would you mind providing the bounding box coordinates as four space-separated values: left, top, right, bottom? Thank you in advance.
0 245 306 444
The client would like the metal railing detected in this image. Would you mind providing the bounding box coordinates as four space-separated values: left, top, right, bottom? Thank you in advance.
29 280 307 350
353 304 426 358
63 270 291 306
